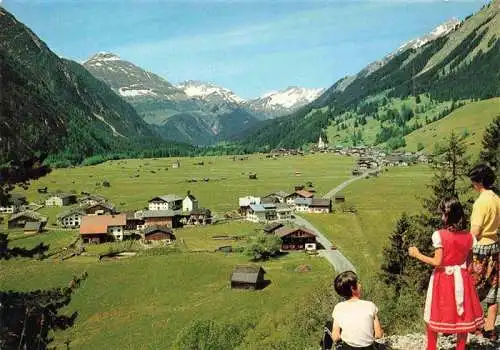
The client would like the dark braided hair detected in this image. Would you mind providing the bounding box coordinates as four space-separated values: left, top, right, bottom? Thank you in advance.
438 197 466 231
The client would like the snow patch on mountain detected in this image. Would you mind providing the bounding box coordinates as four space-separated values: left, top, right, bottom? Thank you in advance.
261 87 325 109
176 80 245 104
396 18 460 53
118 87 157 97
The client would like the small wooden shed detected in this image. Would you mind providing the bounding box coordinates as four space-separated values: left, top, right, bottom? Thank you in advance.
143 226 176 242
230 265 266 290
23 221 44 234
334 194 346 204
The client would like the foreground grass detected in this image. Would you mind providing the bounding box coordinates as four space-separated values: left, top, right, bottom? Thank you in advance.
13 153 354 215
0 252 332 349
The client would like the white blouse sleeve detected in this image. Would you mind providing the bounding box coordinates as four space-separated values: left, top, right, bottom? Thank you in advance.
431 231 442 249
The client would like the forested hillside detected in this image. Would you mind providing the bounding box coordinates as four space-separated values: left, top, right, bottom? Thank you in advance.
0 8 194 167
240 1 499 151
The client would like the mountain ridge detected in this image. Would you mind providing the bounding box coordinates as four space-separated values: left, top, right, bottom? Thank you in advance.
239 1 499 151
0 8 175 166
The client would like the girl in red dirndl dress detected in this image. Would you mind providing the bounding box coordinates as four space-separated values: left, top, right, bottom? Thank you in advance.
409 198 484 350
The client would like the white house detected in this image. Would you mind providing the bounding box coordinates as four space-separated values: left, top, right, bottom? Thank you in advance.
0 194 27 214
182 192 199 212
276 204 293 220
148 195 183 211
45 194 77 207
294 198 312 212
108 225 125 241
57 209 86 228
239 196 261 207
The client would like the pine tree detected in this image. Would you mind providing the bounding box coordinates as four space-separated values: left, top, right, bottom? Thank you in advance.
380 131 471 293
480 115 500 177
421 131 470 216
380 213 413 295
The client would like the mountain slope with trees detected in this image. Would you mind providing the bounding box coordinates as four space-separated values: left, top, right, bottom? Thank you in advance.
0 7 195 166
240 1 499 151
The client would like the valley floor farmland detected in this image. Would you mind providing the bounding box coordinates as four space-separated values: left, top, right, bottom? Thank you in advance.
1 154 437 347
17 153 355 214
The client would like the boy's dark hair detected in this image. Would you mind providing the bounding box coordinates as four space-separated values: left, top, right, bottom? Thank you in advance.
333 271 358 298
468 164 496 189
439 197 466 231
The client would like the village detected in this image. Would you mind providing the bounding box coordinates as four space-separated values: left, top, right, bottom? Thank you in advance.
269 136 431 174
2 181 347 249
1 137 427 290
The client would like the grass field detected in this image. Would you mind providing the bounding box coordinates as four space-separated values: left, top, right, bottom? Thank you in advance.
404 97 500 154
1 251 332 349
13 153 354 215
304 165 433 278
2 153 355 349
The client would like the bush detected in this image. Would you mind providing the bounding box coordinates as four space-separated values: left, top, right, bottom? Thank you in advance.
244 234 282 261
416 142 425 152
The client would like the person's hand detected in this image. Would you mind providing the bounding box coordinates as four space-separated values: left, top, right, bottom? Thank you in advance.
408 246 420 258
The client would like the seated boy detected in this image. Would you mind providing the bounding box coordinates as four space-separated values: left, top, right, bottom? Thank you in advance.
332 271 383 350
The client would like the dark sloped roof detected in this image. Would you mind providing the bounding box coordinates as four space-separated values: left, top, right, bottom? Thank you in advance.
24 221 43 231
149 194 183 203
310 198 331 207
231 265 265 284
57 208 86 219
185 193 198 201
140 210 182 218
274 226 316 238
144 226 173 236
264 222 284 233
8 211 47 222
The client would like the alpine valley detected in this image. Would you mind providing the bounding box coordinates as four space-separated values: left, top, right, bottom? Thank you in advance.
83 54 324 145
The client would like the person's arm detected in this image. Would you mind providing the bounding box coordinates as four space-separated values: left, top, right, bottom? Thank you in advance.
373 314 383 339
470 200 484 240
408 247 443 267
332 320 341 342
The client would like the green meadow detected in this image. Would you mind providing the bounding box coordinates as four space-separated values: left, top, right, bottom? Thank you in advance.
16 153 355 215
2 155 441 347
1 249 333 349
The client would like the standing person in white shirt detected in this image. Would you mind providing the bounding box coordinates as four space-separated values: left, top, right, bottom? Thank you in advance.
332 271 384 349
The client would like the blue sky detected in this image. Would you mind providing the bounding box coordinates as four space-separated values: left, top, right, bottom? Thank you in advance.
2 0 491 98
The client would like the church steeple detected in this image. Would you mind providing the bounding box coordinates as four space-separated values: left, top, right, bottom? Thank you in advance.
318 135 326 150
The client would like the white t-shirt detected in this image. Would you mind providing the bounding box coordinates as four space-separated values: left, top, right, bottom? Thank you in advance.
332 299 378 347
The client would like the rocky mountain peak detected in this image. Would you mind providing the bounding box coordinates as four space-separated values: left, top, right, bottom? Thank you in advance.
86 52 121 63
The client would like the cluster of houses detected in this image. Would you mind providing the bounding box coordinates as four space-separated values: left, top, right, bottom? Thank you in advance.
3 191 212 244
77 191 212 244
238 186 334 224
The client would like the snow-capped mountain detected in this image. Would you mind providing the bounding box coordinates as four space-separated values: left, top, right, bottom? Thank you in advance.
84 52 187 100
396 18 460 53
336 18 462 91
176 80 245 105
176 81 325 118
245 87 325 118
83 53 260 145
